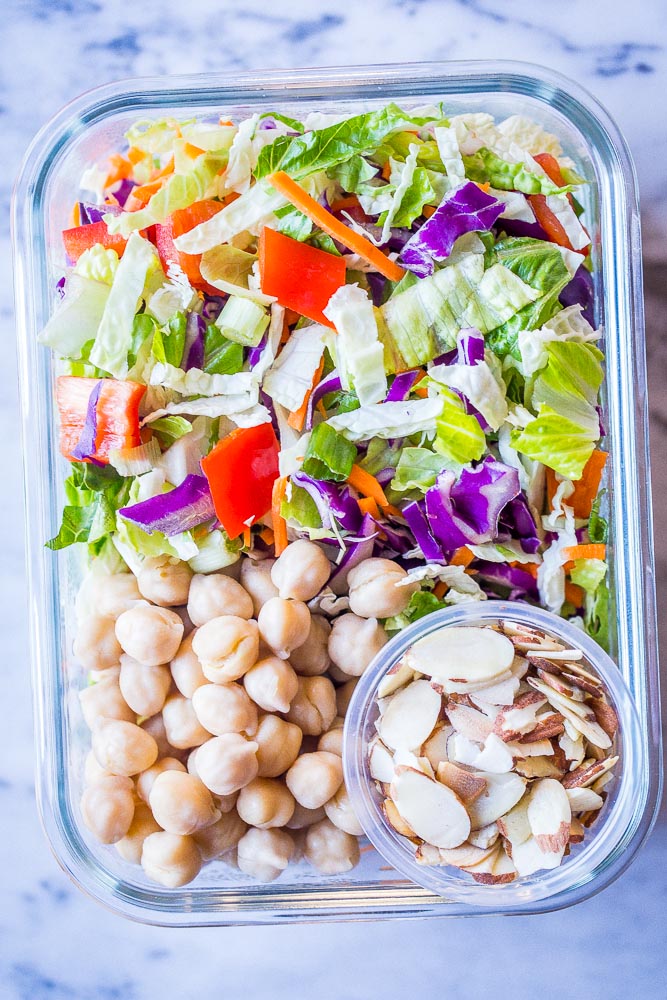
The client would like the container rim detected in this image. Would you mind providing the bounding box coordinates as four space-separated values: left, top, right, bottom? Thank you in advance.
12 59 662 924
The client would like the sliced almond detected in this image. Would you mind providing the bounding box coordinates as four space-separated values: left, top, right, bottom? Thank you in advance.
511 835 564 877
591 770 614 794
446 701 494 743
368 738 395 784
469 675 521 709
415 842 441 866
527 778 571 854
561 755 618 789
566 787 605 812
406 626 514 689
377 660 416 698
527 677 612 749
468 822 499 850
390 768 470 849
448 731 482 768
467 771 527 830
591 697 619 738
559 659 604 690
536 669 587 701
526 647 584 661
509 655 530 680
558 730 586 768
569 817 585 843
421 723 453 771
494 691 547 740
393 747 428 773
436 761 487 804
383 796 418 839
439 841 497 869
418 755 436 780
466 844 517 884
518 713 565 743
378 679 441 751
497 796 531 848
514 756 565 780
472 733 515 774
507 738 554 759
441 669 514 696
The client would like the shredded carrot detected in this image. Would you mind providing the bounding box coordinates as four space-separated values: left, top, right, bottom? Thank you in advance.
123 179 164 211
271 477 289 556
381 161 392 181
329 195 360 214
71 202 81 227
564 580 585 606
149 155 175 182
280 314 291 345
357 496 382 520
259 527 275 546
511 560 539 579
423 204 436 218
103 153 132 189
384 504 403 518
348 465 390 509
127 146 150 166
287 357 325 431
219 118 234 126
475 181 491 193
562 543 606 564
268 171 406 282
413 385 429 398
243 525 252 548
181 141 205 158
316 399 327 419
546 451 608 520
449 546 474 568
433 580 448 600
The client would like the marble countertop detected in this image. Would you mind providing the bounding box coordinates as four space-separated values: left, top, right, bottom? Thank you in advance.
2 2 665 998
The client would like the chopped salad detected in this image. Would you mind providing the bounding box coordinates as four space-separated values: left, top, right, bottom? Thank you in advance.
42 103 609 647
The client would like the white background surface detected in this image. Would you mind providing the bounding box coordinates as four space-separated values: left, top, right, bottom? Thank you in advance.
2 2 666 998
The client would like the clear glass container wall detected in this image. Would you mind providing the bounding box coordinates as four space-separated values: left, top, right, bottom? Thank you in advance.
12 61 661 925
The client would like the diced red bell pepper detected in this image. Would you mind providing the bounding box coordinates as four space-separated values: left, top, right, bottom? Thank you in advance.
200 424 280 538
154 199 224 293
56 376 146 464
258 227 347 328
62 220 128 263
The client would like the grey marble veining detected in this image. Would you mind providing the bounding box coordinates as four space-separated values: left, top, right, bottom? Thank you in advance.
2 2 666 998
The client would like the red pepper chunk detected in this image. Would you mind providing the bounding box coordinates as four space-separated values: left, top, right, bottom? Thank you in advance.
201 424 280 539
258 227 346 328
62 220 128 262
154 199 224 293
56 376 146 464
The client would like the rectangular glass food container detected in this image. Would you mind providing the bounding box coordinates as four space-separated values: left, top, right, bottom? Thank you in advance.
12 60 662 925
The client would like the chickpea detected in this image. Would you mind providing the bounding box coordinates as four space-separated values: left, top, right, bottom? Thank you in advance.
317 723 344 757
141 832 202 888
192 683 258 737
271 540 331 602
170 632 207 698
136 757 186 803
304 818 360 874
193 810 247 861
327 663 355 684
79 675 135 729
92 719 159 777
149 770 220 835
192 616 259 683
285 751 343 810
73 614 122 671
137 558 193 607
237 828 294 882
118 654 171 718
139 713 175 760
285 803 326 830
80 775 135 844
347 558 419 619
324 784 364 836
115 605 184 666
257 598 310 660
243 656 299 714
236 778 295 829
187 573 253 626
284 676 336 736
77 572 142 620
335 679 358 718
289 615 331 676
214 792 240 814
240 557 279 616
253 715 302 778
328 613 388 677
83 750 114 785
162 693 211 750
115 802 162 864
196 734 259 795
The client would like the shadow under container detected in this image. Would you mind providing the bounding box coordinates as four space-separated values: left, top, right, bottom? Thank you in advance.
12 60 661 924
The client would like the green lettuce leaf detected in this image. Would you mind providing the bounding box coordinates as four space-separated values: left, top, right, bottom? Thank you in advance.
281 484 322 529
510 404 598 479
149 415 193 448
391 447 450 493
588 491 608 544
433 388 486 466
48 463 130 550
152 312 187 368
463 148 573 195
324 285 387 406
302 423 357 483
203 324 245 375
38 274 110 360
529 340 603 433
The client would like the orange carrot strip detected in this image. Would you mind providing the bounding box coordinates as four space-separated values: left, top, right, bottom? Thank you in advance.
127 146 150 166
287 357 325 432
564 581 585 606
243 525 252 548
511 560 539 579
268 171 406 282
259 527 275 545
381 161 392 181
271 477 289 556
348 465 390 509
423 204 436 218
123 179 164 211
562 543 606 563
150 156 175 182
357 496 381 520
329 195 360 213
433 580 448 600
545 451 608 519
316 399 327 419
449 546 474 568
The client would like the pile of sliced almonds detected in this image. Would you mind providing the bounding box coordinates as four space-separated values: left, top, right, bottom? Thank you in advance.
368 621 619 884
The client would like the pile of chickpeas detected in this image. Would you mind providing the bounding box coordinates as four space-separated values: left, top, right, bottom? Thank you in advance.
76 540 420 887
